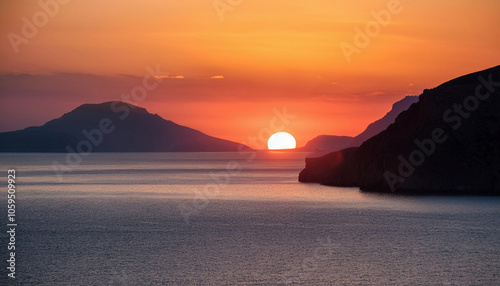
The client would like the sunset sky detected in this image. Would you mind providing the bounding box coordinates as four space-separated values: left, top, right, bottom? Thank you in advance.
1 0 499 148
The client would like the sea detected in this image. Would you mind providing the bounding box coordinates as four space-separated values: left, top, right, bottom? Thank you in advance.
0 152 499 285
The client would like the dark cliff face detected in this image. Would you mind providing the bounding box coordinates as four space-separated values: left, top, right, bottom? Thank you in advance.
0 101 252 152
300 66 500 195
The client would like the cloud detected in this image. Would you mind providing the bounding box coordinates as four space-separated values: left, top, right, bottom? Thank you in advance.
210 75 224 79
311 94 358 102
154 75 184 79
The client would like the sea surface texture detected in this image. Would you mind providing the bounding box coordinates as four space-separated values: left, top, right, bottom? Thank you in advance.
0 152 499 285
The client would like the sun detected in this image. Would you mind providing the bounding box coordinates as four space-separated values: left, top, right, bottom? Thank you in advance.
267 132 297 150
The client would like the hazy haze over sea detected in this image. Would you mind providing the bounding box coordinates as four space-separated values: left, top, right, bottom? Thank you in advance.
0 152 499 285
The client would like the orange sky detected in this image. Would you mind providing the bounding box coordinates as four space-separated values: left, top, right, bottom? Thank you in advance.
1 0 499 148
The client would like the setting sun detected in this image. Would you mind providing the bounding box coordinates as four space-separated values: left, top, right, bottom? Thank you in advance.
267 132 297 150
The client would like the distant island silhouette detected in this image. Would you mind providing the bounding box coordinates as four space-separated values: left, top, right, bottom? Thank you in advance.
0 101 252 152
297 135 353 152
299 65 500 195
299 96 419 152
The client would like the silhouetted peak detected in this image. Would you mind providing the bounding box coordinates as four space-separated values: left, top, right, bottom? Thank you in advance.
0 101 252 152
71 101 149 115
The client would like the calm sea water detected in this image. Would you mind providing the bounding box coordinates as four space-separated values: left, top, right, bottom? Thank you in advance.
0 152 499 285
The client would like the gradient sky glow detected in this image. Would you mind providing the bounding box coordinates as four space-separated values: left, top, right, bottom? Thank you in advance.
1 0 499 148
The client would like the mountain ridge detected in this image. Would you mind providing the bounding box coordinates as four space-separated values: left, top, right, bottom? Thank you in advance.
0 101 252 152
349 95 419 147
299 96 419 152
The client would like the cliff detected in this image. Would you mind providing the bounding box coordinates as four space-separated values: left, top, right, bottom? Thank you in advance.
299 66 500 195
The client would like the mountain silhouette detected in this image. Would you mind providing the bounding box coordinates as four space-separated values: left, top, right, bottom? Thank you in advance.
348 96 419 147
299 65 500 195
298 135 353 152
300 96 419 152
0 101 252 152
